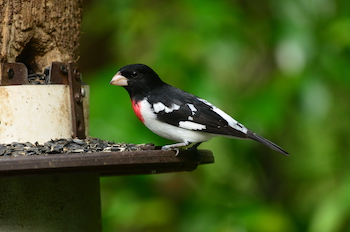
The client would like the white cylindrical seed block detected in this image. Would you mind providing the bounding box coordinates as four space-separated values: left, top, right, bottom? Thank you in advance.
0 85 88 144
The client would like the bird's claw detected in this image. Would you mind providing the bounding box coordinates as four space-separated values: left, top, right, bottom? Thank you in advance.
174 148 180 156
161 146 180 156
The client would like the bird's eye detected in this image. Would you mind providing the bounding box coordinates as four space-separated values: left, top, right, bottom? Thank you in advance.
131 71 139 78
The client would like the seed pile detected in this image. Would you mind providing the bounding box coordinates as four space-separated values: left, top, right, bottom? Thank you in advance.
0 138 154 157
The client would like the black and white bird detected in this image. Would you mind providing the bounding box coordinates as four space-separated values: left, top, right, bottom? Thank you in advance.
110 64 288 155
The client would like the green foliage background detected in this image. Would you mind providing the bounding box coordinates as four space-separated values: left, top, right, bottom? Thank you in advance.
80 0 350 231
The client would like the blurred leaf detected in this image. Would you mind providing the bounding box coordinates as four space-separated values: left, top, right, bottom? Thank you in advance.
80 0 350 231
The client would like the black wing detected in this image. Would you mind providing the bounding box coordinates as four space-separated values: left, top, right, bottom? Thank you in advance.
148 85 289 155
147 85 248 139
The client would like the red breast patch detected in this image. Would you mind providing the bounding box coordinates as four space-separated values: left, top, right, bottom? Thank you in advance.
132 100 144 123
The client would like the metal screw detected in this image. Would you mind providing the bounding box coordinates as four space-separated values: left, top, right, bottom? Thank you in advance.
59 65 68 75
81 87 86 97
7 68 14 79
74 92 82 103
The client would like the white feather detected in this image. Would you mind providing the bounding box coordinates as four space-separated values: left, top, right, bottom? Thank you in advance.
187 103 197 115
179 121 206 130
153 102 180 113
140 99 214 143
197 98 248 134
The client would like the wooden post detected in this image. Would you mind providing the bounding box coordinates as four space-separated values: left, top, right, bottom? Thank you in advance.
0 0 82 73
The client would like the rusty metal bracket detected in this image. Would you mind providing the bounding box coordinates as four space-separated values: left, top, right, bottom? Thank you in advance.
67 63 86 139
0 63 29 86
0 62 70 85
46 62 69 84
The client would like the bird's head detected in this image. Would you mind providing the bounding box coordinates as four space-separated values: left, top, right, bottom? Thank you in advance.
110 64 164 98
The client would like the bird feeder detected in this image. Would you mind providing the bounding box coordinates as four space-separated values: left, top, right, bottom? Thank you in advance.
0 1 213 231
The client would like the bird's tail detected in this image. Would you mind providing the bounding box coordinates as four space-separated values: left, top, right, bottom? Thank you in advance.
247 131 289 156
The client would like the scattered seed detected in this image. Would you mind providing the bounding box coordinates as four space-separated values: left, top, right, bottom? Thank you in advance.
0 138 154 157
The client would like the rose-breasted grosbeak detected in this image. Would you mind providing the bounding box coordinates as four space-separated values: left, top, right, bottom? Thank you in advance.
110 64 288 155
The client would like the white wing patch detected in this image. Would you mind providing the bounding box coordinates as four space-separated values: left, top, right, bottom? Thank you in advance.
153 102 180 113
179 121 206 130
197 98 248 134
187 103 197 115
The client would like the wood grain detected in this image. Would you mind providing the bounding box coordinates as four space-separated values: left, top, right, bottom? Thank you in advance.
0 0 83 72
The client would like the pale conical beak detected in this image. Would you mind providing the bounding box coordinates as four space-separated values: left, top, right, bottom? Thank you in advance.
110 71 128 86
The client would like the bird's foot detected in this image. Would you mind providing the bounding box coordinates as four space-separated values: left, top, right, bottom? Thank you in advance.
161 142 203 158
161 146 180 156
161 142 190 156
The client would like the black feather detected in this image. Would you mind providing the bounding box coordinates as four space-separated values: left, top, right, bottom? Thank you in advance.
247 131 289 156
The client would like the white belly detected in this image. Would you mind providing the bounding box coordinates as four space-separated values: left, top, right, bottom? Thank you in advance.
144 118 214 143
140 100 215 143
